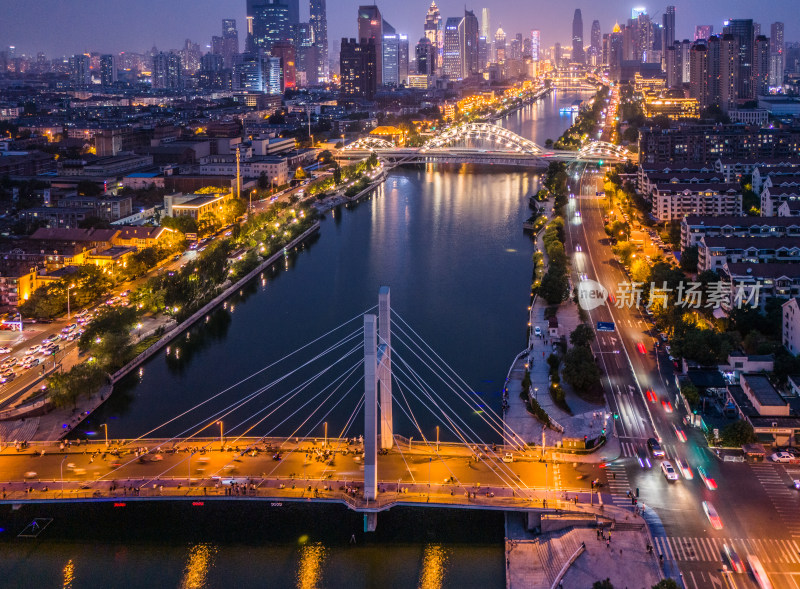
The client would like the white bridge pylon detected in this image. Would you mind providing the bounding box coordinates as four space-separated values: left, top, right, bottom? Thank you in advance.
421 123 544 154
364 286 392 501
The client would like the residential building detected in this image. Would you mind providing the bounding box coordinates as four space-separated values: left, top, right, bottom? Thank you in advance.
651 182 742 221
697 236 800 272
681 215 800 249
152 52 182 90
782 297 800 355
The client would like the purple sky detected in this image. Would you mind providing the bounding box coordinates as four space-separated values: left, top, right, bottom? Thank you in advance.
0 0 797 58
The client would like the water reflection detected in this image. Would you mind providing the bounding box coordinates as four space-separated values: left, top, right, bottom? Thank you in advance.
296 542 327 589
179 543 216 589
418 544 448 589
165 309 232 375
62 558 75 589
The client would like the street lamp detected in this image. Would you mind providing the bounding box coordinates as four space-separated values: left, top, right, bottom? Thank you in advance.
101 423 108 447
66 283 76 320
436 425 440 452
217 420 223 449
60 454 68 498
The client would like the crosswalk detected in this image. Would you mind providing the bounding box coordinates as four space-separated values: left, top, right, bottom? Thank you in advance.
604 462 632 506
751 462 800 537
654 535 800 564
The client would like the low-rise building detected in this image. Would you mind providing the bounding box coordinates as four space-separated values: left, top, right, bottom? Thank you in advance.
652 183 741 221
166 193 227 220
114 226 176 249
197 155 289 185
762 186 800 217
740 373 790 417
57 195 133 221
19 207 94 229
720 262 800 309
697 236 800 272
753 164 800 193
681 215 800 249
0 262 40 306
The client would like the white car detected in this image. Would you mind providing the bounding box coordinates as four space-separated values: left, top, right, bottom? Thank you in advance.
661 460 679 481
0 346 10 354
502 453 514 463
771 451 794 463
534 326 542 337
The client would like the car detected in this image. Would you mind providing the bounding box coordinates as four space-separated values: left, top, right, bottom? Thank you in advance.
26 344 41 354
46 334 61 343
723 544 745 573
771 451 794 463
647 438 665 457
676 459 693 479
664 345 671 354
608 293 616 305
502 453 514 463
703 501 723 529
0 346 10 354
646 390 658 403
575 244 582 252
575 211 581 217
637 342 647 355
637 447 652 469
661 400 673 413
698 466 717 490
0 372 16 384
24 358 40 369
673 424 687 443
534 326 542 337
661 460 679 481
748 555 773 589
172 254 181 261
23 471 37 479
2 358 17 368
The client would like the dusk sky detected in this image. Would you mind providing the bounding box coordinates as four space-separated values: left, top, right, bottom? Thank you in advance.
1 0 797 58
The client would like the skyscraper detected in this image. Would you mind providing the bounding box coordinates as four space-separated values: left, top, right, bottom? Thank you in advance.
424 2 442 71
665 42 681 88
443 17 461 79
415 37 435 75
754 35 770 96
572 9 585 64
382 20 399 86
252 3 291 52
220 19 239 69
69 54 90 87
481 8 490 40
689 42 709 107
531 30 540 62
272 41 296 89
459 9 479 78
152 52 182 90
340 37 377 100
494 26 506 62
310 0 329 83
589 20 601 64
769 22 784 87
358 5 383 84
99 54 117 86
663 6 676 52
723 19 755 99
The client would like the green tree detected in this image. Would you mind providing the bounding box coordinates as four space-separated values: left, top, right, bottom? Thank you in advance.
539 267 569 304
47 362 106 409
161 215 198 235
652 581 679 589
79 306 139 353
720 420 757 447
333 167 343 184
613 241 636 266
680 246 699 273
681 383 700 406
294 166 308 180
563 345 601 393
570 324 596 348
89 330 133 372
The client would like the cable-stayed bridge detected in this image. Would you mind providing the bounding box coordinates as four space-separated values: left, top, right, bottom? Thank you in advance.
0 288 630 529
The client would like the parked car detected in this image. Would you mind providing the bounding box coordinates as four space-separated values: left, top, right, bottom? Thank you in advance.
771 451 794 463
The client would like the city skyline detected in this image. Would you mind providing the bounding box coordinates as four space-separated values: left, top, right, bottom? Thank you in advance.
1 0 798 59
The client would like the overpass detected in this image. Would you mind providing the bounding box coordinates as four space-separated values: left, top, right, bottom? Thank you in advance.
0 288 636 531
341 123 631 167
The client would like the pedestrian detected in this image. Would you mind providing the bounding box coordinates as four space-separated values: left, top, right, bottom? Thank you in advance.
606 538 610 548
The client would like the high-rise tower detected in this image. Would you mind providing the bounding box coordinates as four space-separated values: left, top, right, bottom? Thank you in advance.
424 2 443 71
572 9 585 64
358 5 383 84
310 0 329 83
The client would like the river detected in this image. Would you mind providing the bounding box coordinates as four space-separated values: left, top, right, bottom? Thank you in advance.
0 89 591 589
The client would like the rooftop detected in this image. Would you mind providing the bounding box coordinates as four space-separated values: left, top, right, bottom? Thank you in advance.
29 227 119 243
742 373 786 407
724 262 800 279
683 215 800 227
700 236 800 249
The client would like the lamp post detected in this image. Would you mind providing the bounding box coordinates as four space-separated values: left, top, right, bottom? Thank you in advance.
60 454 67 498
66 283 76 320
101 423 108 447
217 420 223 450
324 421 328 448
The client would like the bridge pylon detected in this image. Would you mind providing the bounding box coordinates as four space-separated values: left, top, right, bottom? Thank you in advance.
363 287 393 501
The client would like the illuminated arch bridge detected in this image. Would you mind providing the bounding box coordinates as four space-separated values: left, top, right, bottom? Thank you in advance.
421 123 545 154
577 141 629 162
344 137 396 151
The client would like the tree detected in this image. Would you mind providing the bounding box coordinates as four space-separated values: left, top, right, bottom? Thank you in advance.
161 215 198 235
90 330 133 372
720 420 757 447
652 581 679 589
631 259 650 283
681 383 700 406
570 324 596 348
294 166 308 180
47 362 106 409
79 306 139 353
613 242 636 266
539 267 569 304
333 167 342 184
593 580 615 589
680 246 699 273
563 345 601 393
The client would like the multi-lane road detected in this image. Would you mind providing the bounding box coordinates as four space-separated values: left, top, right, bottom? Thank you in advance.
568 162 800 589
